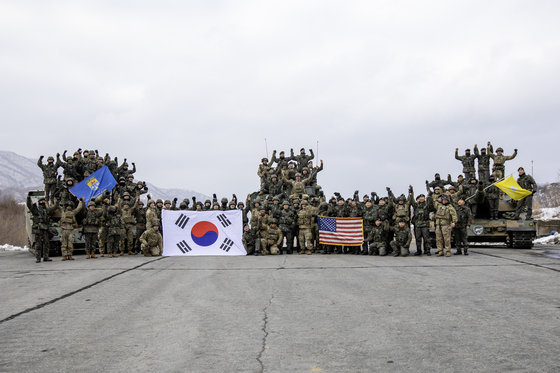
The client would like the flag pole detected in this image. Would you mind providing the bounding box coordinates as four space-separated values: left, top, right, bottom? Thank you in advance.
316 140 319 160
464 175 507 202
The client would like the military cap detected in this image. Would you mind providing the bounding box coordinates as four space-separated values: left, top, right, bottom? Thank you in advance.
496 147 504 152
147 199 155 206
441 195 450 201
196 201 203 206
398 218 407 223
272 196 280 201
237 201 245 207
271 174 278 179
123 191 131 197
164 200 171 205
300 148 305 152
221 197 228 203
65 201 74 208
47 156 54 161
282 200 290 205
269 218 278 224
295 173 302 178
292 199 300 204
448 185 456 191
261 157 268 162
87 201 96 208
151 221 159 227
89 149 95 154
138 200 145 206
434 186 442 191
156 199 163 204
119 176 126 181
416 194 425 199
204 199 211 204
66 156 73 162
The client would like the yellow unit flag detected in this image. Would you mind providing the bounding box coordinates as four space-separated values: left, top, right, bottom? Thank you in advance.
494 176 532 200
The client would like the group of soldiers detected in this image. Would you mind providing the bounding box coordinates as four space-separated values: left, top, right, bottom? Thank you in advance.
28 143 537 262
242 142 536 258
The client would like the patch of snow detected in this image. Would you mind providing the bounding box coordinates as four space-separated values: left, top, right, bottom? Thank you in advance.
533 232 560 245
0 244 28 252
534 207 560 221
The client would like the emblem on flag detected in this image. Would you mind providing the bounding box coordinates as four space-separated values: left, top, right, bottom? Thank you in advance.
318 216 364 246
86 177 99 191
70 166 117 202
162 210 245 256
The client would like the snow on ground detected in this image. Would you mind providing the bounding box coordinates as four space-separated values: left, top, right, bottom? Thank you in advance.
533 232 560 245
534 206 560 221
0 244 28 252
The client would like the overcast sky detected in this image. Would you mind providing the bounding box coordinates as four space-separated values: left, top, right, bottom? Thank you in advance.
1 0 559 198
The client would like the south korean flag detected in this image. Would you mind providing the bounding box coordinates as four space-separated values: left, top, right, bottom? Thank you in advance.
162 210 246 256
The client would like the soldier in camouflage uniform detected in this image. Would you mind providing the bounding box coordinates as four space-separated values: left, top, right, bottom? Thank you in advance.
257 153 275 190
59 198 84 260
297 200 316 255
426 173 451 192
484 175 501 220
146 199 160 233
134 200 147 253
278 201 296 254
97 195 111 256
26 196 56 262
283 172 312 200
56 152 80 181
105 205 123 258
389 219 412 257
455 148 477 179
474 143 492 182
261 219 283 255
272 150 293 170
37 155 59 206
139 222 163 256
411 192 432 256
361 200 378 255
82 200 104 259
292 148 314 173
242 224 258 255
365 219 387 255
514 167 537 220
434 195 458 257
453 198 473 255
388 187 412 225
118 196 139 255
489 143 517 179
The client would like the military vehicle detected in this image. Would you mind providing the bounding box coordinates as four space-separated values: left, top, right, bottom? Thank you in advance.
25 190 85 256
430 185 536 249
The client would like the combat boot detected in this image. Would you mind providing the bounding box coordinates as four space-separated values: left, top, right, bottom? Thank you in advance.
414 250 422 256
464 248 469 256
445 251 451 257
69 255 75 260
436 251 444 257
128 250 134 255
62 256 68 261
425 250 431 256
85 251 91 259
307 249 313 255
100 252 104 257
44 257 52 262
36 258 41 263
454 249 462 255
120 251 125 256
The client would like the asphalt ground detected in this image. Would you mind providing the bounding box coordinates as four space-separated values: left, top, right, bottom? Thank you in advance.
1 248 559 373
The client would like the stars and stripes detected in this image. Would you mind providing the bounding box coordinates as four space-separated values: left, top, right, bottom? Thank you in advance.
318 216 364 246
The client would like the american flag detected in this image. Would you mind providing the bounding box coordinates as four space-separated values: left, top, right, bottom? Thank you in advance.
317 216 364 246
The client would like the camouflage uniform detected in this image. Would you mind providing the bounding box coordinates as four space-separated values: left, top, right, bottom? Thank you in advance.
434 197 458 257
484 177 501 219
389 221 412 257
365 221 387 255
118 198 138 255
514 170 537 220
261 220 283 255
26 196 57 262
297 202 316 254
279 202 296 254
139 224 163 256
474 144 492 182
453 202 472 255
242 225 259 255
37 156 59 205
361 202 378 254
411 193 433 256
59 200 84 260
292 148 314 173
455 149 477 179
105 206 124 257
134 202 147 252
56 152 80 181
283 173 312 200
82 201 103 258
489 145 517 179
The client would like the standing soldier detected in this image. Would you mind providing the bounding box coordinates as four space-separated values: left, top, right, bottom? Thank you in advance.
361 200 378 255
279 200 296 254
97 194 111 257
297 200 316 255
411 192 433 256
453 198 473 255
119 196 139 255
514 167 537 220
134 200 147 253
434 195 458 257
146 199 159 233
455 148 477 180
485 175 501 220
474 143 492 182
139 222 163 256
56 151 80 181
82 200 103 259
489 143 517 179
37 155 59 206
59 198 84 261
257 152 275 191
283 172 312 200
292 148 315 172
426 173 452 192
26 196 57 263
242 224 259 255
389 219 412 257
105 205 123 258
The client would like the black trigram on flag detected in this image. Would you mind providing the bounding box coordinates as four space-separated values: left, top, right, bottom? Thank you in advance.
219 237 234 252
217 214 232 228
177 240 192 254
175 214 189 229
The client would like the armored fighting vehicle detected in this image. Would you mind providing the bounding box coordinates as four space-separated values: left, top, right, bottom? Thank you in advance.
25 190 85 256
430 186 536 249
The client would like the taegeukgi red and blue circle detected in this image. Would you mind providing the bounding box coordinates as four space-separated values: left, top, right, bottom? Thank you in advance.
191 221 219 246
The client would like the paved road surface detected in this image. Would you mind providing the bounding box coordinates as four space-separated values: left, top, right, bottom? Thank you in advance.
1 248 558 372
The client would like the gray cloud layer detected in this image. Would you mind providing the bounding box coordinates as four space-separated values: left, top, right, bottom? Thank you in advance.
1 1 559 198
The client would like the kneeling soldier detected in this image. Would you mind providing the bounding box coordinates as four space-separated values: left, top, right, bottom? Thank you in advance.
390 219 412 257
140 222 163 256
